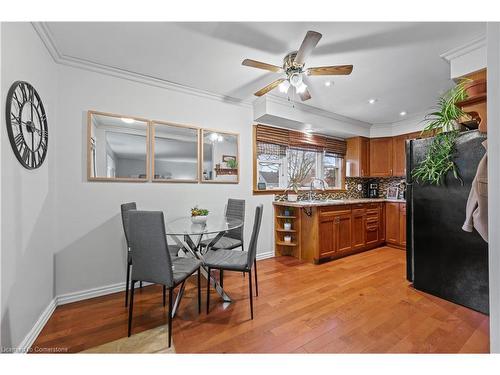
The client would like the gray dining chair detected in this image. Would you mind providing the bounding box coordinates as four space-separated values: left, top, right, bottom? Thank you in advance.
121 202 181 307
121 202 137 307
204 204 263 320
199 199 246 285
127 210 202 348
200 199 245 251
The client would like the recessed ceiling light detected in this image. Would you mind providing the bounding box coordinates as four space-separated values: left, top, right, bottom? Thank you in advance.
325 81 332 87
400 111 407 116
368 98 377 104
121 117 135 124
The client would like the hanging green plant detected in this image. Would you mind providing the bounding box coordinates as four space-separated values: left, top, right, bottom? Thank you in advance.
412 80 471 186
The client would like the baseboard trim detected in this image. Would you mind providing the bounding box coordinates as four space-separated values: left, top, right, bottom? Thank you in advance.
56 282 126 306
17 298 57 353
256 251 275 261
20 253 275 351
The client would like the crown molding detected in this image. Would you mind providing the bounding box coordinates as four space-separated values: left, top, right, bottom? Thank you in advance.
440 35 487 62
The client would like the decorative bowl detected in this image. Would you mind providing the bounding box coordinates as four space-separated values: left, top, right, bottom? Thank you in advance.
191 215 208 224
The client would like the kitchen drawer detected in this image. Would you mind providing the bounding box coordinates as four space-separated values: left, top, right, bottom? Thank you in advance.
352 203 365 209
365 203 381 209
366 208 379 217
319 205 351 214
352 208 366 215
366 225 379 245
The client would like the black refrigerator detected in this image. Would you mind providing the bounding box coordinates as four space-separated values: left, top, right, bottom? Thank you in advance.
406 130 489 314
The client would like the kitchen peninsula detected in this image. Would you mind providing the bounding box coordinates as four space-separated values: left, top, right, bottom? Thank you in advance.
273 198 406 263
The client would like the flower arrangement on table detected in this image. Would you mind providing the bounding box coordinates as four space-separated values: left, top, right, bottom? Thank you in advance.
191 206 209 224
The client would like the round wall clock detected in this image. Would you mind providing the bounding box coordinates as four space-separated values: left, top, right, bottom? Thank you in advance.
5 81 48 169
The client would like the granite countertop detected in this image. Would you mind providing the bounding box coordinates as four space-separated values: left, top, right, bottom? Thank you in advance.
273 198 406 207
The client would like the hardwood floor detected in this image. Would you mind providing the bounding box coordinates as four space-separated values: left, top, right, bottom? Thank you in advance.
32 247 489 353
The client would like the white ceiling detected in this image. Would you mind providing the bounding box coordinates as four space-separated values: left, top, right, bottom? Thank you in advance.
45 22 485 124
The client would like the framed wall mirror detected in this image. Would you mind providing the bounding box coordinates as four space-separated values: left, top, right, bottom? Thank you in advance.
87 111 149 181
151 121 200 182
201 129 239 184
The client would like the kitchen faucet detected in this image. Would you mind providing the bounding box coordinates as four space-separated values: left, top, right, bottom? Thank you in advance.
309 177 327 201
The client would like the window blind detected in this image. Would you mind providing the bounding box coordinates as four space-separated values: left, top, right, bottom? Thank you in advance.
255 124 346 156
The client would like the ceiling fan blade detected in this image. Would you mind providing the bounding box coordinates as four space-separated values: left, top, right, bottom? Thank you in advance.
294 31 322 66
254 78 285 96
242 59 283 73
298 87 312 101
306 65 353 76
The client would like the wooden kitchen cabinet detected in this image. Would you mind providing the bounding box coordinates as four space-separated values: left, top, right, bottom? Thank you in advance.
399 203 407 247
346 137 370 177
392 134 407 177
369 137 393 177
319 215 336 257
386 202 406 248
318 207 352 258
386 202 400 245
351 209 366 251
337 213 352 253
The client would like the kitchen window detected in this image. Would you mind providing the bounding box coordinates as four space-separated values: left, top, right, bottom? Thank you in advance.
253 125 346 193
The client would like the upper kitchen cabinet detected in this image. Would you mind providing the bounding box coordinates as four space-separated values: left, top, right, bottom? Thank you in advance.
369 137 393 177
392 134 407 177
346 136 370 177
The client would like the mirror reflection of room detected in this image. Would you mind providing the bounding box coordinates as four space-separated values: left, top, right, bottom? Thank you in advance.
152 122 199 182
202 130 239 183
88 112 148 180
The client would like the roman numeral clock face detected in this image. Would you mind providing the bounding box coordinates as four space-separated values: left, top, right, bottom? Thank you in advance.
6 81 48 169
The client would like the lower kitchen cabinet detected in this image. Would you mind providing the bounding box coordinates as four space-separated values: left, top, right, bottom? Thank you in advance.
399 203 407 247
273 201 404 264
319 207 352 257
351 209 366 251
386 202 406 248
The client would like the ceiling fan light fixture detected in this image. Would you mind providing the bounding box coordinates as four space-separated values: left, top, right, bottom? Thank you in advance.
296 82 308 94
279 80 291 93
289 73 303 88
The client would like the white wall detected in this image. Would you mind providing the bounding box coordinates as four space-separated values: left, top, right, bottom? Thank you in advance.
487 22 500 354
53 64 275 297
0 23 58 349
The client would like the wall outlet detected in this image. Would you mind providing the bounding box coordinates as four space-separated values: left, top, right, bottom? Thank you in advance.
357 184 363 191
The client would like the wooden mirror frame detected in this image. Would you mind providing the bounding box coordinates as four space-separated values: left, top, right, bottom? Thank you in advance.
151 120 201 183
87 110 150 182
200 129 240 184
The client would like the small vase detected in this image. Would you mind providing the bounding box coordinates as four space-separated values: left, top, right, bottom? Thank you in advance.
284 235 292 243
191 215 208 224
284 222 292 231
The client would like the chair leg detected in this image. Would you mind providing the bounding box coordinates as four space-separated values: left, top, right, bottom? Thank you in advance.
241 243 245 277
128 280 136 336
168 287 173 348
197 268 201 314
254 259 259 297
125 262 131 307
248 270 254 320
163 285 166 307
220 270 224 288
206 268 211 314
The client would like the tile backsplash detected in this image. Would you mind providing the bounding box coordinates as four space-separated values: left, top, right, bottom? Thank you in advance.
274 177 407 201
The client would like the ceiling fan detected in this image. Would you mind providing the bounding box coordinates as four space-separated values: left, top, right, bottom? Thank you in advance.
242 30 353 101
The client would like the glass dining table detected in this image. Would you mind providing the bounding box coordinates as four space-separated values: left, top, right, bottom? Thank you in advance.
165 215 243 317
